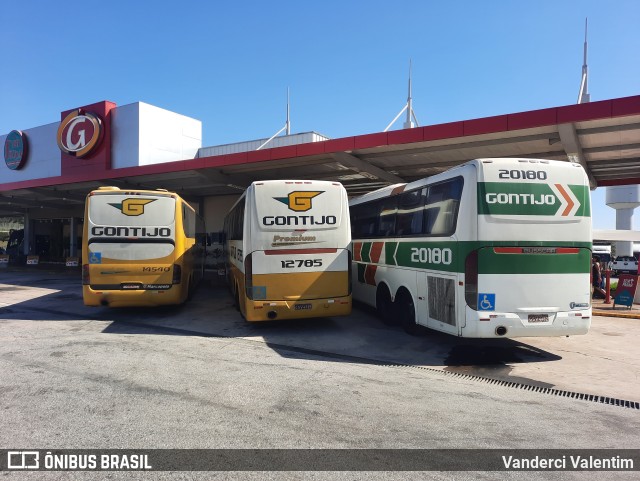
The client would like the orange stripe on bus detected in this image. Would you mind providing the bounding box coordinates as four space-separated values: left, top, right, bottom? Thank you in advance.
555 184 575 216
370 242 384 263
353 242 362 262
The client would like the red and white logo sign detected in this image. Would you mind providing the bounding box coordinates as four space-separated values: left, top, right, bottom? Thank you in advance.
57 109 104 158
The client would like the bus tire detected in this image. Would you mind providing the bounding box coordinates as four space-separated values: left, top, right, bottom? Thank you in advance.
186 275 195 301
376 284 395 325
396 290 425 336
233 283 240 311
183 278 190 303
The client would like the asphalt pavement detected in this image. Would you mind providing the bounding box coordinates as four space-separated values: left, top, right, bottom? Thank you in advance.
1 267 639 480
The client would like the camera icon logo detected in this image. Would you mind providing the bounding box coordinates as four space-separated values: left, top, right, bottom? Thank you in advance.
7 451 39 470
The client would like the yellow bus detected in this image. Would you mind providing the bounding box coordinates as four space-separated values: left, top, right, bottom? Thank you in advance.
224 180 352 321
82 187 205 307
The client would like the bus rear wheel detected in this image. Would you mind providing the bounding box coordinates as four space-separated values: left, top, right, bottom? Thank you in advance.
395 291 425 336
186 275 194 301
376 285 395 325
233 283 240 311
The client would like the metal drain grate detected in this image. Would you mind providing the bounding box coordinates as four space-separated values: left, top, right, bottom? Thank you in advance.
100 320 640 410
387 363 640 410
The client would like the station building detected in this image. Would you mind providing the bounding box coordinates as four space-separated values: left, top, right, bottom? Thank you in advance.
1 96 639 264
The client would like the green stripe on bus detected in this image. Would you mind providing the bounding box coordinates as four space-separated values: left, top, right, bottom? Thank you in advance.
385 242 398 265
352 240 592 274
569 184 591 216
361 242 372 263
357 263 366 283
477 182 590 216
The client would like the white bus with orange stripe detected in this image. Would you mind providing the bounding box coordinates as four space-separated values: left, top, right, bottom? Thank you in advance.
350 158 592 338
223 180 352 321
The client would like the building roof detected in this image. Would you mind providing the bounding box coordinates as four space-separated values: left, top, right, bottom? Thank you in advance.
1 95 639 215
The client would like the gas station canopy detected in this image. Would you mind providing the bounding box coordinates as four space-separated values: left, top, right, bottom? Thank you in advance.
1 95 639 215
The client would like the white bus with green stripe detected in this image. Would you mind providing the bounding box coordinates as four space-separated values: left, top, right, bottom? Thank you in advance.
350 158 591 338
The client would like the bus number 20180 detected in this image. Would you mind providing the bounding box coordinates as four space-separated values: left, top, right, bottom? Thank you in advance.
281 259 323 268
410 247 453 265
498 169 548 180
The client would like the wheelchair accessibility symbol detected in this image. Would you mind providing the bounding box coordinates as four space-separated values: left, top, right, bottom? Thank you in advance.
89 252 102 264
478 293 495 311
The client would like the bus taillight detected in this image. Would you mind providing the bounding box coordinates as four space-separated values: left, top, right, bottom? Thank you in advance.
82 264 90 285
173 264 182 284
347 250 352 295
244 253 253 299
464 249 479 310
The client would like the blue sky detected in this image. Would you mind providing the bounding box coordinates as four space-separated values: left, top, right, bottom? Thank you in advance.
1 0 638 229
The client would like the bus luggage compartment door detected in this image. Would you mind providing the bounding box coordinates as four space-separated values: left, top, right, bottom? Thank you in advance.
418 272 458 335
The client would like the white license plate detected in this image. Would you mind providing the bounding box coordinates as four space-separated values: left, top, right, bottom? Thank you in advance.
528 314 549 323
294 303 312 311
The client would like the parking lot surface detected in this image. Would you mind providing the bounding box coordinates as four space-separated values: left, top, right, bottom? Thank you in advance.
1 268 639 480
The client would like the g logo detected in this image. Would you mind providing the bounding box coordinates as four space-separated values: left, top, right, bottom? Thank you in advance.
57 109 103 158
274 191 323 212
109 198 156 216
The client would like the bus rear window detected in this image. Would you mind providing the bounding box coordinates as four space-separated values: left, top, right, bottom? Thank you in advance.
88 242 174 261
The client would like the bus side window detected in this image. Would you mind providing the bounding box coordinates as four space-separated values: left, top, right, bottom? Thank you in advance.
423 206 440 235
377 198 398 237
396 190 424 237
228 197 245 241
423 177 463 236
183 205 195 238
351 203 378 238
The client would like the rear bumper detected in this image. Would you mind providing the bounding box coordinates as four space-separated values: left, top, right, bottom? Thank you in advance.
243 296 352 321
83 285 182 307
461 308 591 338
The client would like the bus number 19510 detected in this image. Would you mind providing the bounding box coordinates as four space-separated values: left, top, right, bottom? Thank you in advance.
410 247 453 265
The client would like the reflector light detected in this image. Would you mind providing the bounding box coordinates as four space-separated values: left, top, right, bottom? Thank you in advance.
493 247 579 254
245 253 253 299
172 264 181 284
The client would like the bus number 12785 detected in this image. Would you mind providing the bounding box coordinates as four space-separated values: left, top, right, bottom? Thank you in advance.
281 259 323 268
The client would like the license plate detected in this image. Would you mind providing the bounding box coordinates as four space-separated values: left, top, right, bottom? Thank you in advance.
294 303 312 311
528 314 549 323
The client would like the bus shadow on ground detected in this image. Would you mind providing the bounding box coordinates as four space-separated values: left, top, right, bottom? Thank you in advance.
1 276 562 381
252 315 561 389
98 283 563 376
